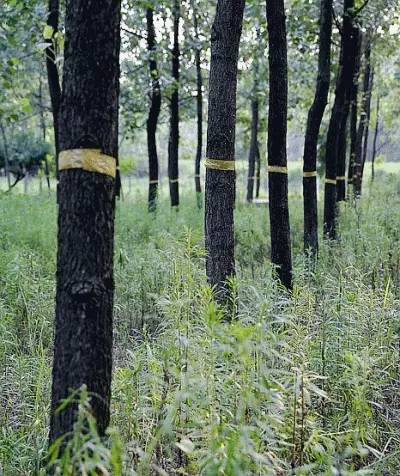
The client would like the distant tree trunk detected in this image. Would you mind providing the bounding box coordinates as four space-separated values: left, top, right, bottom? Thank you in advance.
360 70 374 190
146 7 161 212
302 0 332 256
266 0 292 290
354 37 372 195
193 1 203 208
168 0 180 208
371 95 380 181
255 147 261 198
246 97 259 202
344 30 363 196
39 75 51 191
205 0 245 305
45 0 62 174
0 124 11 189
323 0 355 239
336 27 360 202
347 32 363 193
50 0 121 445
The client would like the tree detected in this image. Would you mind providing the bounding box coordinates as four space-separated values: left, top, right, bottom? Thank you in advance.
168 0 180 208
192 0 203 209
49 0 121 444
302 0 333 256
266 0 292 289
323 0 356 239
45 0 62 173
205 0 245 306
146 6 161 212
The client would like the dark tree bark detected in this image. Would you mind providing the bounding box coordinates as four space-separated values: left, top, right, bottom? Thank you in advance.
193 1 203 208
246 97 259 202
354 37 372 194
371 95 380 181
337 26 360 202
266 0 292 290
146 7 161 212
302 0 332 255
50 0 121 445
323 0 355 239
255 147 261 198
0 123 11 189
45 0 62 171
359 70 374 191
205 0 245 304
168 0 180 208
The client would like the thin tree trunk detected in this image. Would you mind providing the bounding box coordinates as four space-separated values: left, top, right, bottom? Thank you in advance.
205 0 245 305
168 0 180 208
323 0 355 239
360 69 374 190
0 124 11 189
344 28 361 200
39 75 51 191
354 37 372 195
302 0 332 255
193 1 203 208
146 7 161 212
45 0 62 175
247 97 259 202
255 145 261 198
50 0 121 444
371 95 380 181
266 0 292 290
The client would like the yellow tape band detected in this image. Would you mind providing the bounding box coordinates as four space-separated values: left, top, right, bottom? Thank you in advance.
59 149 116 178
149 179 158 184
194 174 200 178
248 176 257 180
169 178 179 183
325 178 336 185
303 171 317 178
336 176 346 181
204 158 235 171
268 165 288 174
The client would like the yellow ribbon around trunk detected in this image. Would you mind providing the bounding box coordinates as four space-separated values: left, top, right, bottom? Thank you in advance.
59 149 116 178
204 158 235 171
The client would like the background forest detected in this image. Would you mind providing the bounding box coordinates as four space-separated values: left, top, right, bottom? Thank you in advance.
1 0 400 475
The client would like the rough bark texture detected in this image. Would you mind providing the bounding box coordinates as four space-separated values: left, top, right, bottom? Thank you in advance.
205 0 245 303
302 0 332 255
247 98 259 202
266 0 292 290
146 7 161 212
323 0 355 239
45 0 62 167
50 0 121 444
193 2 203 208
168 0 180 208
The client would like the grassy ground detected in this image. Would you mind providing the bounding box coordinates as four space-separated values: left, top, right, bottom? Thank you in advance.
1 169 400 475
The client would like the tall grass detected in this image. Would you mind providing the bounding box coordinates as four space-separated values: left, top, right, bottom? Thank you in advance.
1 172 400 475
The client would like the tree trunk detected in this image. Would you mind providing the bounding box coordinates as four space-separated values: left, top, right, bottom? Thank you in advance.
205 0 245 305
360 69 374 191
39 75 51 191
50 0 121 444
302 0 332 256
255 145 261 198
45 0 62 175
146 7 161 212
168 0 180 208
246 98 259 202
354 37 372 195
0 124 11 189
193 1 203 209
323 0 355 239
266 0 292 290
371 95 380 181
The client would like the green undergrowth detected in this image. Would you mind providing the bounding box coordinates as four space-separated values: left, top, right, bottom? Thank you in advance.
1 174 400 475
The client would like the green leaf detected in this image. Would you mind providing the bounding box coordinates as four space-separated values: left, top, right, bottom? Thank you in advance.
43 24 53 40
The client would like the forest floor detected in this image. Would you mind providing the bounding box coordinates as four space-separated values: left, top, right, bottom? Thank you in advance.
1 166 400 475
